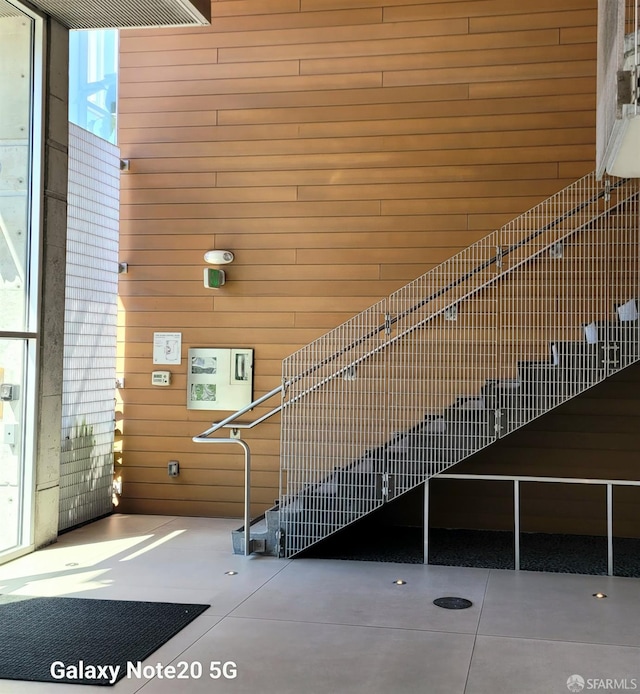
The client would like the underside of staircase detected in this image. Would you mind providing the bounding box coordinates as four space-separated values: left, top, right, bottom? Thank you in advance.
233 173 640 559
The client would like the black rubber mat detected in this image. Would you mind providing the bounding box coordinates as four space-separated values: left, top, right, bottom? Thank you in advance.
0 595 209 686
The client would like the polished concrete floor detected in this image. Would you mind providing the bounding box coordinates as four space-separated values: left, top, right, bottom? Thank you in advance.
0 514 639 694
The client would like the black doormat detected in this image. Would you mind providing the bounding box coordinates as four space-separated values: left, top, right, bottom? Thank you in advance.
0 595 210 686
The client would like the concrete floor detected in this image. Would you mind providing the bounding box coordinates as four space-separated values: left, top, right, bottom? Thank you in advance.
0 514 639 694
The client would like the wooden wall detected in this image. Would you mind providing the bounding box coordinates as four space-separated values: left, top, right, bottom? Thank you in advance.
117 0 601 518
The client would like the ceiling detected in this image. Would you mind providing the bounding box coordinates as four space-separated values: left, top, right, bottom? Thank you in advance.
23 0 210 29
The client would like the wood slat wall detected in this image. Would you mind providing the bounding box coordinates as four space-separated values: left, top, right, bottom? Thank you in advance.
117 0 607 520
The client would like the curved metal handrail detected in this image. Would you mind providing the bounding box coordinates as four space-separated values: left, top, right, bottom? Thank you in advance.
192 437 252 556
192 385 284 556
192 384 283 440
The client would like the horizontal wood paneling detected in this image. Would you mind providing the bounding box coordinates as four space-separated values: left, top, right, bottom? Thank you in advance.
120 113 594 144
469 9 596 34
120 17 468 54
118 147 593 175
118 0 623 528
383 0 594 22
120 129 593 158
115 498 262 518
214 93 593 126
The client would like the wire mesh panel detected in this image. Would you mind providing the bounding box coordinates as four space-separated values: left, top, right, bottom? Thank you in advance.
386 233 500 498
277 174 639 558
498 174 609 434
280 301 388 557
499 176 640 435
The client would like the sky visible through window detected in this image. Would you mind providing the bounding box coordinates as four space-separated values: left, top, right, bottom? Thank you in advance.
69 29 118 145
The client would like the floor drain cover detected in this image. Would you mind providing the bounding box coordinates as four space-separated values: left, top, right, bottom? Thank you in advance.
433 597 473 610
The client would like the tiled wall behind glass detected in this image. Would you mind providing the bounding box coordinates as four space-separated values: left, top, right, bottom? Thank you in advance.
60 124 119 530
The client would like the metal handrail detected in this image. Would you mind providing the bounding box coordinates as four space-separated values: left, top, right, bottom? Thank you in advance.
192 436 253 556
192 385 284 555
276 178 638 412
278 174 640 557
195 176 631 445
283 176 630 388
194 174 635 555
192 384 283 440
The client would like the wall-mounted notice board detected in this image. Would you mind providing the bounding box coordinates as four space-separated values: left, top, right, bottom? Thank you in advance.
187 347 253 411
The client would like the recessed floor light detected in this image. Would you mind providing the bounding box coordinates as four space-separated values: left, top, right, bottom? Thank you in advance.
393 579 407 585
65 562 79 567
225 570 238 576
593 592 607 599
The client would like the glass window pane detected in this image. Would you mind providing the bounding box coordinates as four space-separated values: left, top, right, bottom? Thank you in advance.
69 29 119 145
0 5 32 332
0 338 27 553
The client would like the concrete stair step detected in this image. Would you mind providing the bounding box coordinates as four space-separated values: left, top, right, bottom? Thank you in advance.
232 506 282 556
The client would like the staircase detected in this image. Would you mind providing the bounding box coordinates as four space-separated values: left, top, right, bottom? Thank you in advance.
230 173 640 559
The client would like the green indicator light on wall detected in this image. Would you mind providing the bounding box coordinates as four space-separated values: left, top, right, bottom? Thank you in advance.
203 268 226 288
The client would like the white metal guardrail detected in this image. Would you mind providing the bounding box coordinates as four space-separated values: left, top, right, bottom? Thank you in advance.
279 173 640 558
433 474 640 576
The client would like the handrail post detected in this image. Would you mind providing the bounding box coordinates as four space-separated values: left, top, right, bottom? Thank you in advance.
423 480 429 565
514 479 520 571
192 385 286 557
192 436 252 556
240 439 251 557
607 483 613 576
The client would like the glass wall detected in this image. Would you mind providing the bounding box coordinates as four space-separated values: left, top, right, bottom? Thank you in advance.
0 0 41 560
0 340 30 553
69 29 118 144
0 3 33 331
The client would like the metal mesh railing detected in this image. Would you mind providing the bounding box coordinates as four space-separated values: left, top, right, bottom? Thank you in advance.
279 173 640 557
280 301 388 552
386 233 500 497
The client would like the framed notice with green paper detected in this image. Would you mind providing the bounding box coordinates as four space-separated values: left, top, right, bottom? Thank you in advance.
187 347 253 411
